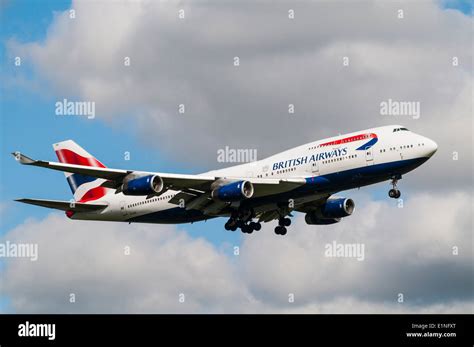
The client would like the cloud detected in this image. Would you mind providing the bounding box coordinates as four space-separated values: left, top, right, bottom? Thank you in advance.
7 1 472 191
1 214 249 313
240 190 473 308
1 190 472 313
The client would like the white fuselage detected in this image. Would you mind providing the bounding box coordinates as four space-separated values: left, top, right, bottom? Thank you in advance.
71 125 437 223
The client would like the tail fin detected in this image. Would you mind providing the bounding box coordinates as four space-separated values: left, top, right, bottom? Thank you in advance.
53 140 112 202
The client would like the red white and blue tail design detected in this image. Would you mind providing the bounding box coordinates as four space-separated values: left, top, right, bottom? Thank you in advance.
53 140 112 202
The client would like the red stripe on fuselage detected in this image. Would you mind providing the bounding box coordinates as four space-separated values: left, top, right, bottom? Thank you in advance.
319 133 377 147
55 149 106 167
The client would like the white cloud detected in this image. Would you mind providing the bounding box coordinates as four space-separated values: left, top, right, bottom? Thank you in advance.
1 214 249 313
1 190 472 313
240 190 473 308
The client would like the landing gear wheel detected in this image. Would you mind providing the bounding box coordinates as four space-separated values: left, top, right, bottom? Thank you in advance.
242 224 253 234
249 222 259 231
224 222 231 231
230 225 237 232
278 217 291 227
253 222 262 231
274 226 287 235
389 176 402 199
389 189 401 199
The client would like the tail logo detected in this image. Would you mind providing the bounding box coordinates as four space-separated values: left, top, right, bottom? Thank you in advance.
54 141 111 202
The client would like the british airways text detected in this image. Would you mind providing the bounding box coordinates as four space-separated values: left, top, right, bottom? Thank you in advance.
272 147 348 170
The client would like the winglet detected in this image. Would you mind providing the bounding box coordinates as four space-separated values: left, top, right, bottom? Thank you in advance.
11 152 36 165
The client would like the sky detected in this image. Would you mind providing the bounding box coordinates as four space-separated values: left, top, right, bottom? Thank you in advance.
0 0 472 313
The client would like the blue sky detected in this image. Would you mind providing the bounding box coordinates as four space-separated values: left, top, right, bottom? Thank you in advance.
441 0 473 14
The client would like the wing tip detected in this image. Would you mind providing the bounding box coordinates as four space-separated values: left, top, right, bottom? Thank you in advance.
15 198 31 204
11 152 35 165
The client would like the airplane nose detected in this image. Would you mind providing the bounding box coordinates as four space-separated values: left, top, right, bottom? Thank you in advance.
425 138 438 157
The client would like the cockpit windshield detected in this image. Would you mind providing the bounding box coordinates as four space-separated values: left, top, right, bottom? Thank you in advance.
393 127 409 132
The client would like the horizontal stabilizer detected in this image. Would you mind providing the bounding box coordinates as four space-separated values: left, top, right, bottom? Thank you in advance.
16 198 107 212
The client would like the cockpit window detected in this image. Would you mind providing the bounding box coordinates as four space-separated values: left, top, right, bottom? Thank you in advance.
393 127 409 132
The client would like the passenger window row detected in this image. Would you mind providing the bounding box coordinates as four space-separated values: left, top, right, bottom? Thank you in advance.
128 194 176 208
381 143 424 153
322 154 357 164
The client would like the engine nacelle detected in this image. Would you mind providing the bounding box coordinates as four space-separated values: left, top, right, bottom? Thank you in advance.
122 175 164 196
318 198 355 218
211 180 254 202
305 198 355 225
305 214 341 225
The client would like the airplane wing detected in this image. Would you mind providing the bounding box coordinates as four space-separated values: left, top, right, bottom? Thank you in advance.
253 194 331 223
12 151 306 200
293 196 332 213
16 198 107 212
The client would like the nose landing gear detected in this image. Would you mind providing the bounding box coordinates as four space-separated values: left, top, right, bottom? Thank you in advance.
388 176 401 199
388 189 401 199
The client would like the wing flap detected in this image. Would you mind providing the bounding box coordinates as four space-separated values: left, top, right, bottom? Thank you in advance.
168 192 197 205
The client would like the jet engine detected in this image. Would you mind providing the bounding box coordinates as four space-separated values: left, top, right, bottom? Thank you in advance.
211 180 254 202
122 174 164 196
305 198 355 225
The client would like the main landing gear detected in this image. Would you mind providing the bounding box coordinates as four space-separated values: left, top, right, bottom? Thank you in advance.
274 217 291 236
224 208 292 236
224 219 262 234
388 175 401 199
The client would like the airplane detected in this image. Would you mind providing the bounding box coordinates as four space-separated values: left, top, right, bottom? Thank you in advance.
12 125 437 236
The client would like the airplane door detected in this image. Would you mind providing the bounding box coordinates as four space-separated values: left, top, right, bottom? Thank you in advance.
311 161 319 175
365 149 374 166
120 201 127 217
